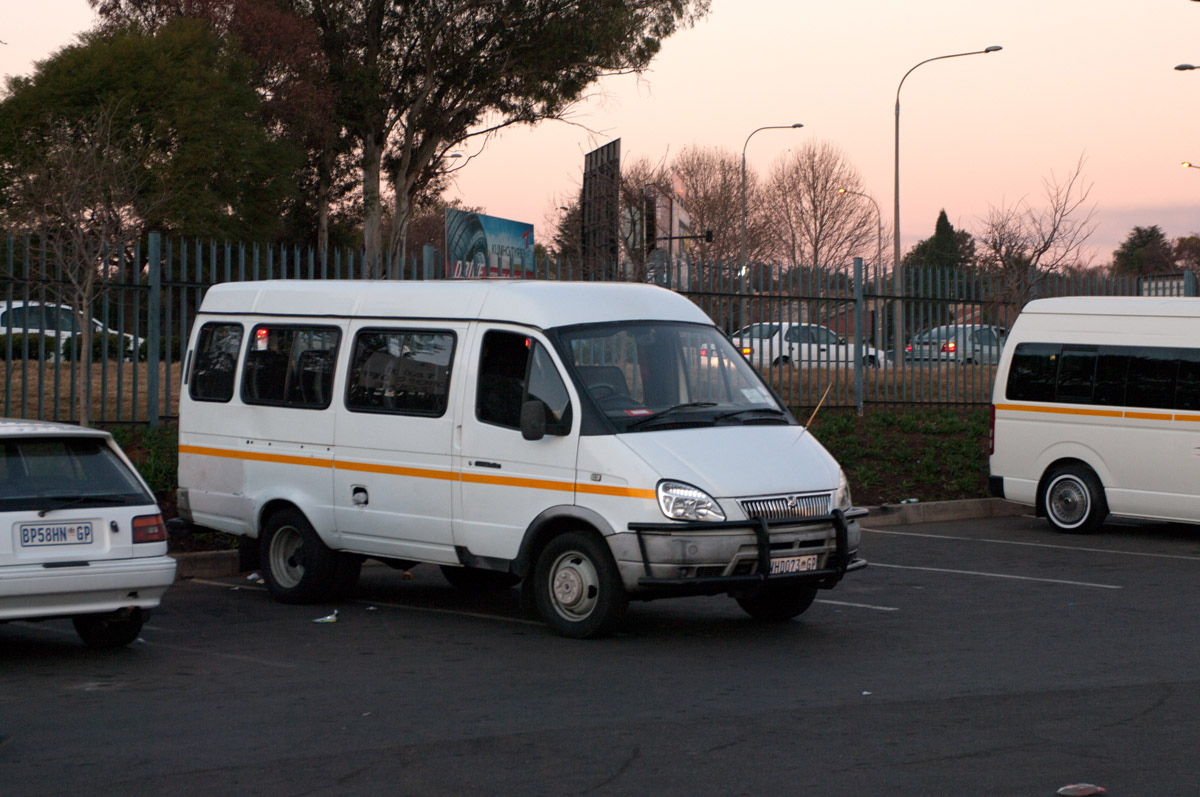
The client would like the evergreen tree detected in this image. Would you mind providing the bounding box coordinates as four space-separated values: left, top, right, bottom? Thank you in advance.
902 209 976 271
1112 225 1175 276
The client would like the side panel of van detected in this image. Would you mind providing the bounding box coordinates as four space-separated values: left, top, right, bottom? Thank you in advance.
330 321 467 563
454 324 581 561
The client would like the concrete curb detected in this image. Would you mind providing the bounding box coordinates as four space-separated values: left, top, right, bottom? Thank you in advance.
169 497 1030 581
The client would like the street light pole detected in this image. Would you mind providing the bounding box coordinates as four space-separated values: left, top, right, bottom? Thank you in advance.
740 123 803 329
839 188 884 354
893 45 1001 358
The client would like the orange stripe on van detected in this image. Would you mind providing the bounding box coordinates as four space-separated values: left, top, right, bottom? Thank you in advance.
180 443 656 499
577 483 658 499
993 403 1122 419
178 444 333 469
334 460 458 481
1175 413 1200 423
1125 411 1173 421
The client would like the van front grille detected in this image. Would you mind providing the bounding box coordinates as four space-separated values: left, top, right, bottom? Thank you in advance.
740 491 833 521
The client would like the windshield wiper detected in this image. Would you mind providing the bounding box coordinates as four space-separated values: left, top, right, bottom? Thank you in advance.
713 407 790 423
625 401 718 430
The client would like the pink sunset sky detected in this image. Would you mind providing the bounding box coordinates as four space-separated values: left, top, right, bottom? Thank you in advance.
6 0 1200 266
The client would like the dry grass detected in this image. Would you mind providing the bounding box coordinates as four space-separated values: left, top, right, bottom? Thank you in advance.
764 362 999 409
2 360 183 424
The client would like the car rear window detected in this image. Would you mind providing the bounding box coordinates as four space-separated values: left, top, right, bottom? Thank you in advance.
0 436 153 512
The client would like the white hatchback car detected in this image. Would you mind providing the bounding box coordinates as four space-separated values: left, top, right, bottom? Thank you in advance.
731 322 884 369
0 300 142 358
0 420 176 648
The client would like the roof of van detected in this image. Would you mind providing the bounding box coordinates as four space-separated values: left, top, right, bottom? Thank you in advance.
197 280 713 329
1022 296 1200 317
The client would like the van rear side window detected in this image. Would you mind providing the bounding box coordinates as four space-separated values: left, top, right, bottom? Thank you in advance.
189 323 243 402
345 329 455 416
242 325 340 409
1006 341 1200 411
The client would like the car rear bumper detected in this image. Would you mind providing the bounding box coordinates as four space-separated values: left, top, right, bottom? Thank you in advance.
0 555 177 621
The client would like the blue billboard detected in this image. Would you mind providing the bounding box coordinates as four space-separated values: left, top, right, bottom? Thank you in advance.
445 209 535 278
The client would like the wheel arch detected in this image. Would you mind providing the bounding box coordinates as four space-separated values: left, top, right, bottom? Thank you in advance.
514 505 615 578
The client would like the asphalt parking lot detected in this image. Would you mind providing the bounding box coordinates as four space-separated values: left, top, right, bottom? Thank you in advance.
4 511 1200 795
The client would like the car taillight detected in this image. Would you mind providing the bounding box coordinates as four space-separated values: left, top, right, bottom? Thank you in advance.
133 513 167 543
741 347 752 357
906 344 913 352
942 341 956 353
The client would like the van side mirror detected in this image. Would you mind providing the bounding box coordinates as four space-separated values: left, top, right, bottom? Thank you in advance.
520 400 547 441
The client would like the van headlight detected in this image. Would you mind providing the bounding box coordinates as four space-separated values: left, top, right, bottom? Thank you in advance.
657 481 726 522
837 469 853 511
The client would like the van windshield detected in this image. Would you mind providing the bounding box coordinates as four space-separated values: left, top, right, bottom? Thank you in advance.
556 322 792 432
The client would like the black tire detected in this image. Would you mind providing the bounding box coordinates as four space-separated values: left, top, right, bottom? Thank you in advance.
440 565 522 592
1042 464 1108 533
772 356 791 367
533 531 627 638
72 608 147 649
260 507 340 604
735 582 819 621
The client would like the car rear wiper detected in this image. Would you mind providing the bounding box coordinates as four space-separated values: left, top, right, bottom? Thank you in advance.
625 402 718 430
37 495 128 517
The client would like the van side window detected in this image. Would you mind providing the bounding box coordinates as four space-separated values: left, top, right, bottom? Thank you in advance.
190 323 243 402
1055 348 1097 402
1008 342 1200 411
1006 343 1059 401
242 325 340 409
1126 350 1177 410
345 329 455 416
476 330 572 433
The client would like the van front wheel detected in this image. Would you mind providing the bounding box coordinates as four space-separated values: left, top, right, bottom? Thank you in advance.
1043 465 1108 534
533 531 627 638
261 508 340 604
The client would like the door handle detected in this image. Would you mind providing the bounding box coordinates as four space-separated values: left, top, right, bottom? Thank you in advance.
351 485 368 506
472 460 502 469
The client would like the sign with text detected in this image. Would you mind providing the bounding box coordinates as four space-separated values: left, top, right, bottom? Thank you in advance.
445 209 535 278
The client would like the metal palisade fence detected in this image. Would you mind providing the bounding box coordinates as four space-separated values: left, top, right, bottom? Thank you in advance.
2 231 1196 426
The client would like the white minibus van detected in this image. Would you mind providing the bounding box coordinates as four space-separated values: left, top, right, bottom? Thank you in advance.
175 280 866 637
990 296 1200 533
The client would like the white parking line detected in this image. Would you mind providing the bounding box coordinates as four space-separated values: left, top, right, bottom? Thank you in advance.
863 526 1200 563
816 599 899 612
870 562 1122 589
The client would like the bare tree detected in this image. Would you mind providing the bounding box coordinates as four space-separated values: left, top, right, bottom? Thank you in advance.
669 145 771 274
763 140 877 275
1 105 169 426
974 156 1097 306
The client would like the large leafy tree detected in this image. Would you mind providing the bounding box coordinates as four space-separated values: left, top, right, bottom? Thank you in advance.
94 0 710 269
1111 225 1176 276
0 19 301 240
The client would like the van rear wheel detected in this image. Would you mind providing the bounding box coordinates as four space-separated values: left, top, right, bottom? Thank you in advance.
261 507 340 603
533 531 627 638
1043 465 1108 534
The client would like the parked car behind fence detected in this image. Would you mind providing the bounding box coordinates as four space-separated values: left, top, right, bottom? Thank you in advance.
905 324 1006 365
730 322 885 370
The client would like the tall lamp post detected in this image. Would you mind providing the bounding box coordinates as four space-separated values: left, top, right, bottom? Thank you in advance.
740 123 803 328
893 46 1001 357
1184 161 1200 170
838 188 884 353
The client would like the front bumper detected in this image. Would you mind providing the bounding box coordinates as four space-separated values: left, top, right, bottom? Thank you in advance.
0 554 177 621
616 508 867 598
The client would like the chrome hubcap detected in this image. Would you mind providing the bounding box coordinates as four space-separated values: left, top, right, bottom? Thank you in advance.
269 526 305 588
1049 478 1088 526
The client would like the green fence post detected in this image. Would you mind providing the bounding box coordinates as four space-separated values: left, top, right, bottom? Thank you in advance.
147 232 161 429
853 257 864 416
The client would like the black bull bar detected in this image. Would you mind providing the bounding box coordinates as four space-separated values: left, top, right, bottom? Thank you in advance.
627 508 868 595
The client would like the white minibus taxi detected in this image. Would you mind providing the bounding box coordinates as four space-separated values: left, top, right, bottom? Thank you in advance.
990 296 1200 533
175 280 866 637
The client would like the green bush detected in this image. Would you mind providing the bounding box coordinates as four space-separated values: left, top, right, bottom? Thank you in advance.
136 335 183 362
0 333 59 360
59 332 136 361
